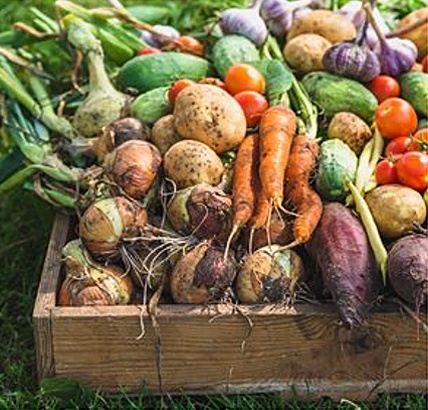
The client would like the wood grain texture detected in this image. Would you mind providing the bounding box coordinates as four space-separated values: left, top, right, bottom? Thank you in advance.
51 304 428 400
32 212 70 380
35 214 428 400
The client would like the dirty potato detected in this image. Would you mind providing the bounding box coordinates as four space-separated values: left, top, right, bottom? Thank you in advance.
163 140 224 189
173 84 247 153
151 115 181 155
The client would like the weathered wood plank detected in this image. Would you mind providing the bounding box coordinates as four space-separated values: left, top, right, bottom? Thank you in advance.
51 304 427 400
32 212 70 380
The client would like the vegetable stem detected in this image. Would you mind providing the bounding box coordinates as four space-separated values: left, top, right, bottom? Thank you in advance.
348 181 388 284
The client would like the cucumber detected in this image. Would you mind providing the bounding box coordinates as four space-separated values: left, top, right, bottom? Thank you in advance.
302 72 378 123
131 87 171 124
317 139 358 201
118 52 210 93
212 35 260 78
127 6 170 24
400 72 428 117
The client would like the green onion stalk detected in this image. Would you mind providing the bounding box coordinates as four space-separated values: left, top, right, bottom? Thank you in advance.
0 58 76 140
264 36 318 140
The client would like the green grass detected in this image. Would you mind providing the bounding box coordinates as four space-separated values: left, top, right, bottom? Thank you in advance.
0 0 427 408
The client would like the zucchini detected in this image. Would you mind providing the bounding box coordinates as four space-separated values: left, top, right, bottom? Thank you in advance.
212 35 260 78
302 71 378 123
118 52 210 93
317 139 358 201
400 72 428 117
131 86 171 124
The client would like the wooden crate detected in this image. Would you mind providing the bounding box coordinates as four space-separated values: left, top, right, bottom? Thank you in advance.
33 213 428 401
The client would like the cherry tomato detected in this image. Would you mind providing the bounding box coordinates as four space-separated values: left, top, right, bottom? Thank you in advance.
137 47 161 56
168 79 195 106
198 77 227 91
396 151 428 191
408 129 428 153
369 75 400 103
376 98 418 139
375 159 399 185
422 55 428 73
175 36 204 56
385 136 412 157
234 91 269 127
225 64 266 95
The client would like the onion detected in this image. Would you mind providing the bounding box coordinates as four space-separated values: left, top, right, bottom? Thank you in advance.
170 243 237 304
104 140 162 199
58 239 134 306
79 196 147 259
67 19 129 138
236 245 304 304
167 183 232 242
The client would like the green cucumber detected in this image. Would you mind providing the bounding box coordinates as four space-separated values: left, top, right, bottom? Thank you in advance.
131 86 171 124
212 35 260 78
118 52 210 93
317 139 358 201
302 71 378 123
400 72 428 117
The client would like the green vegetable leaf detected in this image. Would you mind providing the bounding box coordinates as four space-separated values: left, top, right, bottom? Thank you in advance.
253 59 293 106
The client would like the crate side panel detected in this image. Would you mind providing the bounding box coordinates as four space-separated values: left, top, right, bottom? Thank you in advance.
51 307 427 399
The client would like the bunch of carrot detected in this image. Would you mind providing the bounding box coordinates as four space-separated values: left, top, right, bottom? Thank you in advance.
225 105 323 255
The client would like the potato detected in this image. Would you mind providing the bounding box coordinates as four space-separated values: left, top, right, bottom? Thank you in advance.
396 8 428 59
164 140 224 189
287 10 357 44
173 84 246 154
151 115 181 155
284 34 332 75
327 112 372 155
366 185 427 239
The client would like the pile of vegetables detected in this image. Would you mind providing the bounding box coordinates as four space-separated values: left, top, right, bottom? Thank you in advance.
0 0 427 332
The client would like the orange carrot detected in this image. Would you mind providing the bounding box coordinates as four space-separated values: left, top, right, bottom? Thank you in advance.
224 134 259 257
249 187 270 251
284 135 322 245
259 106 297 211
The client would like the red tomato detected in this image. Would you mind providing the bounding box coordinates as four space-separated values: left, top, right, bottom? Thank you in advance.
234 91 269 127
198 77 227 91
376 98 418 139
375 159 399 185
369 75 400 103
176 36 204 56
422 55 428 73
396 151 428 191
168 79 195 106
408 129 428 152
137 47 161 56
385 136 412 157
225 64 266 95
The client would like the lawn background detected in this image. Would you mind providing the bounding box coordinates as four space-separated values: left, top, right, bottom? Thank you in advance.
0 0 427 409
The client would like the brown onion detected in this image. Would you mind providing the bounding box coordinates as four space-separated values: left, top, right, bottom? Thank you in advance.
95 117 150 163
170 243 237 304
58 240 134 306
167 183 232 242
236 245 303 304
79 196 147 258
104 140 162 199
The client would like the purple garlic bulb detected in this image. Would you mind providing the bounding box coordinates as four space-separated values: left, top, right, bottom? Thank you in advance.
140 25 180 48
376 38 418 77
323 40 381 83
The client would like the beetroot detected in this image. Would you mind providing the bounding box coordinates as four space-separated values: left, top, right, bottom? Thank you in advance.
388 234 428 312
307 203 381 328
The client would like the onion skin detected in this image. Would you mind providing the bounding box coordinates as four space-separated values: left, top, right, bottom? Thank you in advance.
105 140 162 199
170 243 237 304
96 118 150 163
167 183 233 242
388 234 428 309
79 196 147 258
236 245 303 304
58 240 134 306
